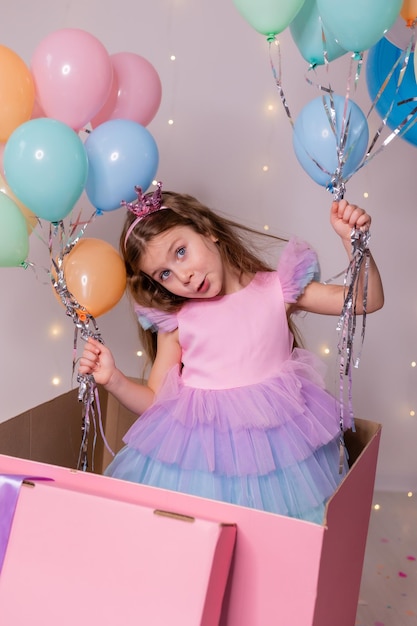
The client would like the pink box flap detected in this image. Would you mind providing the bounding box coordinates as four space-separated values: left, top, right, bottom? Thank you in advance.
0 479 236 626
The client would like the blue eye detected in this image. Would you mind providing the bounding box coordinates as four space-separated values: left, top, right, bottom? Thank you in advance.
160 269 171 281
177 246 186 258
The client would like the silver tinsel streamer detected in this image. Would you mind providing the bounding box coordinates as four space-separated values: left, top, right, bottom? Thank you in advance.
324 227 371 472
48 218 114 471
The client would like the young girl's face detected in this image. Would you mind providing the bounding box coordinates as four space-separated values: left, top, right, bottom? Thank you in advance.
139 225 231 298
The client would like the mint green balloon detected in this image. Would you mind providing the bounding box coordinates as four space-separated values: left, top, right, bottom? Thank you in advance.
317 0 402 53
0 192 29 266
4 118 88 223
233 0 306 37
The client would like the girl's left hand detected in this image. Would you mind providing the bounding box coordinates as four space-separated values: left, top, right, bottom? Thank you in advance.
330 199 371 241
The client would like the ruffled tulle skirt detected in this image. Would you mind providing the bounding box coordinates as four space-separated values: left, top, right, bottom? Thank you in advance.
105 349 351 524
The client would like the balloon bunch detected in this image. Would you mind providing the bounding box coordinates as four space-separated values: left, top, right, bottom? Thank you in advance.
0 27 161 267
233 0 416 193
233 0 416 439
0 27 162 469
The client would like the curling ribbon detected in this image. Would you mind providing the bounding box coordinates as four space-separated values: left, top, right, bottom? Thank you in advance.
322 226 370 472
337 228 370 470
48 217 115 471
0 475 53 574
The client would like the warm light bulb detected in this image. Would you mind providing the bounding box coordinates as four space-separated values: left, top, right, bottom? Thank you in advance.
410 410 415 417
363 192 369 198
263 225 269 231
136 351 143 357
262 165 269 172
407 491 413 498
411 361 416 367
49 325 62 337
170 54 176 61
374 503 380 510
168 119 174 125
51 377 61 386
322 346 330 356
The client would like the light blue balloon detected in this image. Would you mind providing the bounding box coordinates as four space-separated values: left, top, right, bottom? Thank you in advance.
317 0 402 53
85 119 159 212
4 118 88 223
290 0 347 66
292 95 369 188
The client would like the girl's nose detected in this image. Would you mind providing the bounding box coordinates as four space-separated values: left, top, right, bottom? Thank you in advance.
180 268 193 284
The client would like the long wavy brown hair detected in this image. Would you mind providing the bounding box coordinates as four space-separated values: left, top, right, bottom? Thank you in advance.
120 190 301 363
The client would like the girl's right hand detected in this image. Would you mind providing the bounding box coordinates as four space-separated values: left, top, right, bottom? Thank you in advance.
78 337 116 387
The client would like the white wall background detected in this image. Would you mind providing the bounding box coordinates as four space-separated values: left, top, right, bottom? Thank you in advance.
0 0 416 492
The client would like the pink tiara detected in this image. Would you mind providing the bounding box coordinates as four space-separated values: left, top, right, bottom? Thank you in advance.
122 182 167 248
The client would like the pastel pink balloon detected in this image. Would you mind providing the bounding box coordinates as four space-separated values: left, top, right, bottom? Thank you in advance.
91 52 162 128
31 28 113 130
30 97 45 120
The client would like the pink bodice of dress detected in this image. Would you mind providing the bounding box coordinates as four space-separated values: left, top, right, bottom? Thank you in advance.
177 271 292 389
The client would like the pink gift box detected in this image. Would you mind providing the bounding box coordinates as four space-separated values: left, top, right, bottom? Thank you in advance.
0 418 380 626
0 468 236 626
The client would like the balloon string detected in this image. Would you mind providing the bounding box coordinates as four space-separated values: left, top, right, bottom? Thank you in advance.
48 218 115 471
301 42 365 199
324 228 370 469
268 36 294 127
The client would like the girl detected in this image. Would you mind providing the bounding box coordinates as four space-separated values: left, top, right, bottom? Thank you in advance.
79 184 384 523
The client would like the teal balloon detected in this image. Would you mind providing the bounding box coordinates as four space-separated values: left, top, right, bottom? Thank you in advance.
317 0 402 53
3 118 88 223
0 192 29 266
85 119 159 212
233 0 306 37
290 0 347 66
293 95 369 188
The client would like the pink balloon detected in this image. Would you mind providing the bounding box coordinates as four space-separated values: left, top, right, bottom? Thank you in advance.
31 28 113 130
31 97 45 120
91 52 162 128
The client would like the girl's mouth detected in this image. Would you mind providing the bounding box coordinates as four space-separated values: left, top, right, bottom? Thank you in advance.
198 277 209 294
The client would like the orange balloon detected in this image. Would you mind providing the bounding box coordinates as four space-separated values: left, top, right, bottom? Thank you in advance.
63 238 127 317
0 45 35 142
401 0 417 26
0 172 38 234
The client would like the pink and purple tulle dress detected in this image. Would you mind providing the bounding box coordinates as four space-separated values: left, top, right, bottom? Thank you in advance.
104 239 351 524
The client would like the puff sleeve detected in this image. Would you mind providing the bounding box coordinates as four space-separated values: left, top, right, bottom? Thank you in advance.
277 238 321 304
134 304 179 333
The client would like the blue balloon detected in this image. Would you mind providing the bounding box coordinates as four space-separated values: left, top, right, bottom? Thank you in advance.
292 95 369 188
85 119 159 212
366 37 417 147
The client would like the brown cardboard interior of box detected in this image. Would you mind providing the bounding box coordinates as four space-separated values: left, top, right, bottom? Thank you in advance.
344 417 380 467
0 384 134 473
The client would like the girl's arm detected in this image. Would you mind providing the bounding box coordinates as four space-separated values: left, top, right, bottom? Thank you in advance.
78 330 181 415
293 200 384 316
